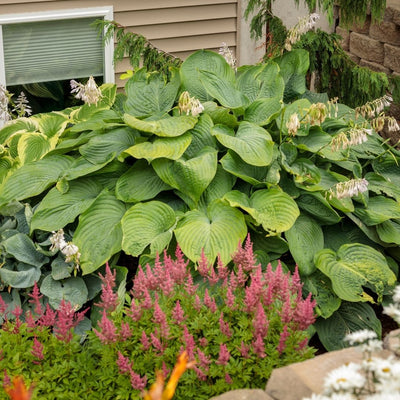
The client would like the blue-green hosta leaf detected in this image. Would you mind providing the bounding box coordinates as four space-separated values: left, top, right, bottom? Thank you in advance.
124 114 197 137
40 275 88 309
354 196 400 226
285 214 323 275
79 127 138 164
180 50 235 102
3 233 48 267
0 155 74 208
365 172 400 202
213 122 274 166
124 68 180 117
174 199 247 264
345 213 387 247
314 243 396 302
184 114 216 159
0 118 38 144
152 147 218 208
244 98 282 126
0 263 41 289
199 70 249 109
315 302 381 351
115 160 171 203
293 126 332 152
376 220 400 245
224 188 300 234
124 133 192 162
303 270 342 319
121 201 177 257
74 192 127 275
17 132 52 164
220 151 268 185
372 154 400 186
297 192 342 224
31 178 103 232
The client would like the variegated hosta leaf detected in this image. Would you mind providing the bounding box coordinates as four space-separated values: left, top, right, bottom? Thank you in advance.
121 201 177 257
174 199 247 264
31 178 103 232
74 192 127 275
285 214 324 275
354 196 400 226
32 111 70 138
212 121 274 166
124 114 197 137
0 155 74 208
314 243 396 302
152 147 218 208
0 117 39 144
17 132 52 164
223 188 300 234
124 133 192 162
115 160 171 203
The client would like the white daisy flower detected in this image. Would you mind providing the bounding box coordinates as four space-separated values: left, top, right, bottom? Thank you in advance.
323 363 365 394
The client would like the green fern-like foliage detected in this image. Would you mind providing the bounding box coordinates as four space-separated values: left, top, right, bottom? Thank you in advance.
92 20 182 76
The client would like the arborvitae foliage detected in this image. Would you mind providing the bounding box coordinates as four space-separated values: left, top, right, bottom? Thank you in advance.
92 20 182 76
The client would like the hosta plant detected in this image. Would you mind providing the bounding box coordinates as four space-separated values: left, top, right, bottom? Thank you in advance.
0 240 316 399
0 48 399 349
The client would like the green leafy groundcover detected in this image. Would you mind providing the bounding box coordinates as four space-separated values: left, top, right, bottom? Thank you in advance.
0 49 399 350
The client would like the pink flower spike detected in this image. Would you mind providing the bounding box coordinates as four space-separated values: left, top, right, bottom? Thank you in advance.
277 325 290 354
117 351 132 374
225 287 236 310
253 303 269 338
93 310 118 345
194 366 207 381
38 303 56 327
28 282 43 316
0 295 8 317
197 250 211 278
239 341 251 359
197 348 211 370
119 321 132 341
172 301 185 325
219 312 232 338
128 300 142 322
184 273 198 296
216 343 230 366
225 373 233 384
232 234 256 272
130 370 147 391
140 331 151 350
294 293 316 330
150 332 164 354
194 295 202 312
31 336 44 364
252 334 266 358
96 262 118 313
203 289 217 313
182 325 196 359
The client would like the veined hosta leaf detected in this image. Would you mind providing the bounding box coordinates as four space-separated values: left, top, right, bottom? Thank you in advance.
293 126 332 152
32 111 69 138
79 127 138 164
373 154 400 186
74 192 127 275
0 118 38 144
124 133 192 162
345 213 387 247
124 114 197 137
315 302 381 351
17 132 52 164
244 98 282 126
365 172 400 202
0 263 41 289
70 110 121 133
204 102 238 128
62 157 111 181
180 50 235 102
121 201 177 256
174 199 247 264
354 196 400 226
40 275 88 309
285 214 323 275
376 220 400 245
184 113 216 159
152 147 218 208
199 70 249 109
220 151 268 185
31 178 103 232
116 160 171 203
3 233 48 267
314 243 396 302
213 121 274 166
0 155 74 207
224 188 300 234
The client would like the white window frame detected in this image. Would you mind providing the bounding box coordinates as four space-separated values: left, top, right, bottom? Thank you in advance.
0 6 115 88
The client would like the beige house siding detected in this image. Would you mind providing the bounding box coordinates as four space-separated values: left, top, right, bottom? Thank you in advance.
0 0 240 88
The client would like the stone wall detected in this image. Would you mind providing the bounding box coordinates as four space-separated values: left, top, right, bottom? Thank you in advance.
335 1 400 76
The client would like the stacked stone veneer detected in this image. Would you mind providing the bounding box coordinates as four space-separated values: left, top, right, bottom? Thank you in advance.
335 3 400 76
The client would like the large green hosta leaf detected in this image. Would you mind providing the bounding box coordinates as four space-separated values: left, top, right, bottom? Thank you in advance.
180 50 235 102
184 113 216 159
174 199 247 264
152 147 218 208
244 98 282 126
373 154 400 186
212 122 274 166
296 192 342 224
124 133 191 162
73 192 127 275
31 178 103 232
315 302 381 351
124 114 197 137
17 132 52 164
0 155 74 208
223 189 300 234
121 201 177 256
365 172 400 202
285 214 323 275
315 243 396 302
0 263 41 289
115 160 171 203
353 196 400 225
32 111 69 138
376 220 400 245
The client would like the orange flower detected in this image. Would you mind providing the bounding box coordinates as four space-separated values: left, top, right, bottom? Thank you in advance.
4 376 33 400
143 351 195 400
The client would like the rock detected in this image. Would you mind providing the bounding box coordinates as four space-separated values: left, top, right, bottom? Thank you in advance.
359 59 391 73
350 16 371 34
383 328 400 356
350 32 384 63
210 389 274 400
369 21 400 46
384 43 400 72
336 26 350 51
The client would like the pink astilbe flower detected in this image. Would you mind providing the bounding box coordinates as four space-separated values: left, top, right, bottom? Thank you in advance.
203 289 217 313
182 325 196 359
117 351 132 374
184 273 198 296
96 262 118 313
199 337 208 347
236 264 247 287
216 343 230 366
193 366 207 381
53 300 86 343
130 369 147 391
225 373 233 384
0 295 8 317
253 303 269 338
11 306 23 333
127 300 142 322
93 310 118 344
280 294 293 324
24 311 36 330
219 312 232 338
28 282 43 316
150 332 164 354
277 325 290 354
38 303 56 327
169 245 190 284
162 361 170 378
172 301 185 325
132 266 147 297
252 334 266 358
296 337 309 352
116 351 147 391
239 341 251 359
3 370 11 387
194 295 202 312
197 250 211 278
225 287 236 309
196 349 211 371
293 293 316 330
291 265 303 294
140 331 151 350
153 298 169 338
145 263 158 290
119 321 132 341
232 234 257 272
31 337 44 364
